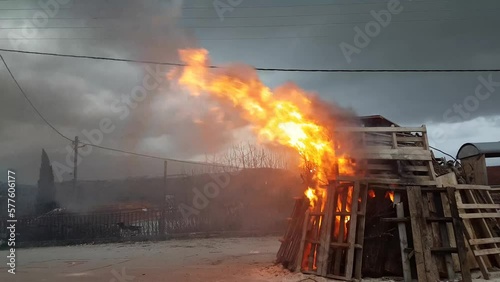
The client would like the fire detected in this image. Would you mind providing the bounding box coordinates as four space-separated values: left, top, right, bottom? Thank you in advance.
385 191 394 202
368 189 376 198
171 48 354 208
305 187 318 208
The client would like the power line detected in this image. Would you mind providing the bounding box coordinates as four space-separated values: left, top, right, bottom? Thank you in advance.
0 53 72 142
1 7 486 20
0 52 238 168
0 0 451 11
1 13 498 28
0 26 105 29
1 48 500 73
183 16 499 29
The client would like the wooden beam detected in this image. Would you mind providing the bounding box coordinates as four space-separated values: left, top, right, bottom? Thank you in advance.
473 248 500 256
457 203 500 209
469 238 500 245
408 186 439 282
354 184 368 280
345 181 361 280
336 127 426 133
454 184 492 191
395 192 412 282
335 176 436 186
459 213 500 219
447 187 472 282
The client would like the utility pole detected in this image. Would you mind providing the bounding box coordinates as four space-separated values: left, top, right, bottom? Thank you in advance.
73 136 79 204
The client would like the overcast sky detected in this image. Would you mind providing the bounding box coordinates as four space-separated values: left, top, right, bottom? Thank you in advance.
1 0 499 184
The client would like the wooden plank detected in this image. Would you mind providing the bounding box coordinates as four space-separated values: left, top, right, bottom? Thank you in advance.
455 184 492 191
333 186 349 275
407 186 428 282
395 192 412 282
457 203 500 209
381 217 410 223
470 238 500 245
296 209 310 272
391 131 398 148
336 126 426 133
408 186 439 282
397 136 425 142
460 213 500 219
456 190 491 279
365 164 429 172
345 182 361 280
354 153 432 161
430 247 458 253
359 147 431 155
335 176 436 186
446 187 472 282
354 184 368 280
430 191 455 279
474 248 500 256
317 183 335 277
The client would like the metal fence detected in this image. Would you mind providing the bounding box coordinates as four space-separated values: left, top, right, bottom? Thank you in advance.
0 208 221 247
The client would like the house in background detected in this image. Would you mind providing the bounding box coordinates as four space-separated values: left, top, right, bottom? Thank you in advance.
487 166 500 188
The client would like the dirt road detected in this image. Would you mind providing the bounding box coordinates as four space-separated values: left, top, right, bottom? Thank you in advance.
0 236 494 282
0 236 309 282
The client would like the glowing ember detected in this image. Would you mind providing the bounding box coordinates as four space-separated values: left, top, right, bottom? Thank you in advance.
368 189 376 198
170 48 354 208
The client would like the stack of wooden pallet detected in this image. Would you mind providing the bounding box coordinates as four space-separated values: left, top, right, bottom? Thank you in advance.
276 125 500 281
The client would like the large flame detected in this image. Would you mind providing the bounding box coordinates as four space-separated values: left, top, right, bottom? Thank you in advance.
170 48 353 208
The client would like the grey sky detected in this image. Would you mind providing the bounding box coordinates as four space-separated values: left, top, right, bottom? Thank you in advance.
0 0 499 184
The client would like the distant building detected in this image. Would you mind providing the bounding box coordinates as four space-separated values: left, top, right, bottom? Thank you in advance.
359 115 400 127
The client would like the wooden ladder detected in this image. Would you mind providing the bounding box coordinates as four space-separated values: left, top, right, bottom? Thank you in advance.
455 184 500 279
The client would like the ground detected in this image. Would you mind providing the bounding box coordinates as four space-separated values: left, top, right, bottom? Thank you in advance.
0 236 498 282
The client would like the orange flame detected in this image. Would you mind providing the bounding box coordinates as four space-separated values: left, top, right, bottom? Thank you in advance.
368 189 376 198
171 48 354 207
385 191 394 202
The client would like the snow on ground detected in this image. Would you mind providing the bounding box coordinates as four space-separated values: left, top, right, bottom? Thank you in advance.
0 236 498 282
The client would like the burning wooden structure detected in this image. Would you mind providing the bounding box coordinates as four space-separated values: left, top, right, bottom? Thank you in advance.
277 125 500 281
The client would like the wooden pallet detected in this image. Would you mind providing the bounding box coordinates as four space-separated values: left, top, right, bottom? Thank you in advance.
406 186 471 282
298 180 369 281
276 197 310 271
280 126 475 280
357 126 470 281
455 184 500 279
